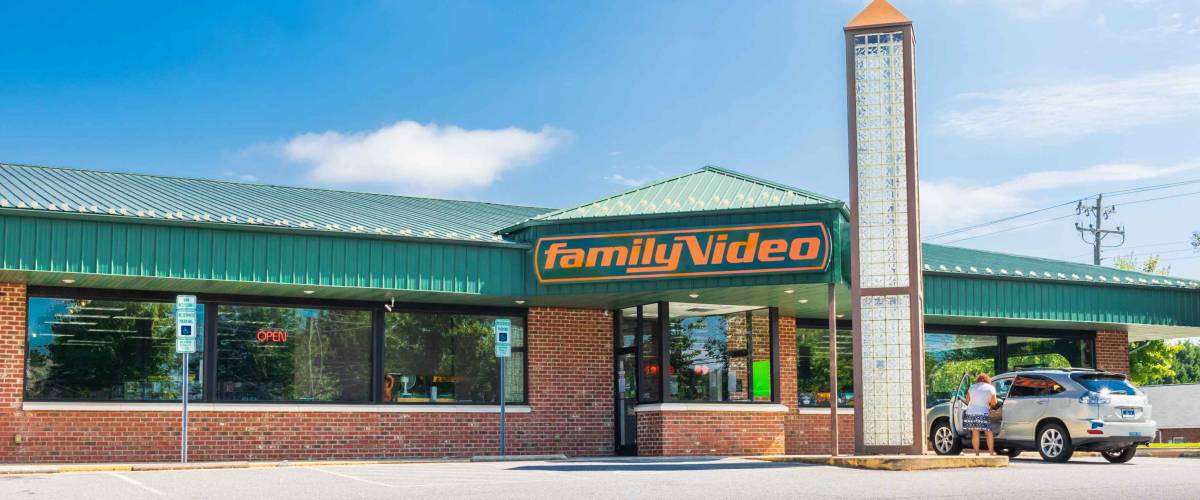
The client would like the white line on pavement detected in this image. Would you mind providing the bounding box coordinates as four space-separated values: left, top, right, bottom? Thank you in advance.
107 472 167 496
309 467 398 488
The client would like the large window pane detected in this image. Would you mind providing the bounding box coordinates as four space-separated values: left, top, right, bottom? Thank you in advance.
667 303 768 402
639 304 662 402
383 313 525 404
795 327 853 407
924 332 997 408
25 297 203 401
216 305 371 402
1007 336 1092 371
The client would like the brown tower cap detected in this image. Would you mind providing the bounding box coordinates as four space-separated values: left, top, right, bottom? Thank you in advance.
845 0 911 29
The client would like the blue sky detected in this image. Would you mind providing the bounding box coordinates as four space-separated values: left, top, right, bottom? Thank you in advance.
2 0 1199 276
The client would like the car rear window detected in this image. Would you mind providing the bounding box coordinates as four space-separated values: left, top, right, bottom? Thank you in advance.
1072 373 1140 395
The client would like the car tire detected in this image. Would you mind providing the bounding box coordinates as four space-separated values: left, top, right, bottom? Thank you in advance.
1101 446 1137 464
1036 423 1074 463
1002 448 1023 459
931 419 963 455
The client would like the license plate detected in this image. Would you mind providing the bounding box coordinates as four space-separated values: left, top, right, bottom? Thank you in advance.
1122 409 1136 418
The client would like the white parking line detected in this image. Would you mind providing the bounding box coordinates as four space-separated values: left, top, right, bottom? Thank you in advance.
107 472 167 496
309 467 397 488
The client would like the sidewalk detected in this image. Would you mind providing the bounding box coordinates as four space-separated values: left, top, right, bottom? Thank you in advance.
0 458 461 475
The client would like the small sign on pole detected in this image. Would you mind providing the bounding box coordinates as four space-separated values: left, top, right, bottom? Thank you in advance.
494 318 512 456
175 295 197 463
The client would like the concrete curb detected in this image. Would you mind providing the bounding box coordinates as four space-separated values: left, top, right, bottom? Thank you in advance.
470 454 568 462
0 458 464 476
750 455 1008 471
1137 449 1200 458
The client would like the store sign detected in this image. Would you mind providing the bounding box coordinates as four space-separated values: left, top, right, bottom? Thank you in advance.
534 222 830 284
256 328 289 343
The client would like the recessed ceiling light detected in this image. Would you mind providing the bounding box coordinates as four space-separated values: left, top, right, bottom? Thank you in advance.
61 279 75 284
303 290 315 295
836 314 845 318
515 300 526 305
798 299 809 304
783 289 794 294
979 320 989 324
688 293 700 298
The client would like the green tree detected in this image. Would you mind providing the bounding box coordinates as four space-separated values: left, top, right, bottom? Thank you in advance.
1112 254 1171 276
1129 340 1184 385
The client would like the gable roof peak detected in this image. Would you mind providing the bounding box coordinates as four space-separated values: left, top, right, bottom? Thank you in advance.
846 0 911 29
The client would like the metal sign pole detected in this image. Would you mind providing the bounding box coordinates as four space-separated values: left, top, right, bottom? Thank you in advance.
499 356 507 456
181 352 188 463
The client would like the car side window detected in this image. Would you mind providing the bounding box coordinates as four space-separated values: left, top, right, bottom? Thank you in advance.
1009 375 1062 398
993 378 1012 398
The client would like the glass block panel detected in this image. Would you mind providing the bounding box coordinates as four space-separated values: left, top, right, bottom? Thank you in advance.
854 31 909 290
859 294 915 447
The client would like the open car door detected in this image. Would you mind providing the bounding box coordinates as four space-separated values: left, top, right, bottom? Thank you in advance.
948 372 972 438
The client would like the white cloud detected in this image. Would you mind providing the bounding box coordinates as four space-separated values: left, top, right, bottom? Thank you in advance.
604 174 648 187
940 64 1200 139
278 121 567 195
921 160 1200 234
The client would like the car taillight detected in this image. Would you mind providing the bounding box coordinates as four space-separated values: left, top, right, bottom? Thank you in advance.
1079 391 1110 405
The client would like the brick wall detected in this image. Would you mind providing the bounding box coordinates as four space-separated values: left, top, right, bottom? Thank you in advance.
1159 428 1200 443
786 412 855 455
635 410 786 456
1096 330 1130 374
0 295 614 463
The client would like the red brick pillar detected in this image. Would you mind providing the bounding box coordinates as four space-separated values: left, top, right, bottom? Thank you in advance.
0 283 25 410
1095 330 1130 375
525 307 614 457
0 282 27 463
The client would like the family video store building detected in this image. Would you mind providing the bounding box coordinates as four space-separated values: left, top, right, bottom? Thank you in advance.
3 1 1200 463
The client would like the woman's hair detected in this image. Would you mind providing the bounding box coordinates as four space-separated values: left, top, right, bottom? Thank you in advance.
976 373 992 384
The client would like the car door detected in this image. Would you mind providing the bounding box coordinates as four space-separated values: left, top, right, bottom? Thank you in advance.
1000 375 1052 442
989 377 1013 437
949 372 972 438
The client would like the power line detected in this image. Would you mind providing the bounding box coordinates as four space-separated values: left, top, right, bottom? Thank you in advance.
925 201 1079 241
936 212 1080 243
925 177 1200 242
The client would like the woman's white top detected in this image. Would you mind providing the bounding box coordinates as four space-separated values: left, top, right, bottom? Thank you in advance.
965 382 997 416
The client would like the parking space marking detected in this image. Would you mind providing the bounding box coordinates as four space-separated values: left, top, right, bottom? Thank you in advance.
309 467 398 488
107 472 167 496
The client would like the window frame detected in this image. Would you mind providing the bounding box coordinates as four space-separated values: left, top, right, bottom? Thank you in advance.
25 286 528 405
627 301 780 405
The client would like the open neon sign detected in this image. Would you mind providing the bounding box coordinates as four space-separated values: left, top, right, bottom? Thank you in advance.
256 328 288 343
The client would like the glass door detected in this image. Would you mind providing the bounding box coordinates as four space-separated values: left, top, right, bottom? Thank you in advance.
615 308 639 455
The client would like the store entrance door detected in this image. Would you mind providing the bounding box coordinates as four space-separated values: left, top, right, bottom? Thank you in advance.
615 308 639 456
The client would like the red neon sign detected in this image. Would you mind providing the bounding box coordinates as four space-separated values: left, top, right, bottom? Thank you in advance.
256 328 288 343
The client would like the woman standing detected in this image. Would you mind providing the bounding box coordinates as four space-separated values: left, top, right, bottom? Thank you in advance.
964 372 998 456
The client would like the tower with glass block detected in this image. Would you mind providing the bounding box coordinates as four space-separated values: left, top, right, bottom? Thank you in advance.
845 0 926 455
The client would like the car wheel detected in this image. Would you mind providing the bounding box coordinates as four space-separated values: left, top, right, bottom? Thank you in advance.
1101 446 1137 464
931 420 962 455
1036 423 1074 463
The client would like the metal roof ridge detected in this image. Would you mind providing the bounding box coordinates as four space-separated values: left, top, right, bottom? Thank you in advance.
697 165 841 204
922 242 1200 282
0 162 556 213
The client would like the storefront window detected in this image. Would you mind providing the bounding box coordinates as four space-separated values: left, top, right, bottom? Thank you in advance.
667 304 770 402
639 304 662 402
383 313 525 404
796 327 853 407
1007 336 1092 371
924 333 998 408
215 305 371 402
25 297 204 401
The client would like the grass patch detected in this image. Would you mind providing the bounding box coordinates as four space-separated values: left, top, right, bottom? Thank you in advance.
1147 442 1200 448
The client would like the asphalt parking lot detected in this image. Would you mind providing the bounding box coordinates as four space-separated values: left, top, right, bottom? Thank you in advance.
2 455 1198 500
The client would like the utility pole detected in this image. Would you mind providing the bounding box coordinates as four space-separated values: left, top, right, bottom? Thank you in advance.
1075 194 1125 265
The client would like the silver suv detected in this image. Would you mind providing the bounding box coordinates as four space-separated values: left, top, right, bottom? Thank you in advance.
927 368 1156 463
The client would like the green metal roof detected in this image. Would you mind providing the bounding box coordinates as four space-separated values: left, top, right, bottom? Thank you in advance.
500 166 844 232
0 163 551 245
923 243 1199 290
